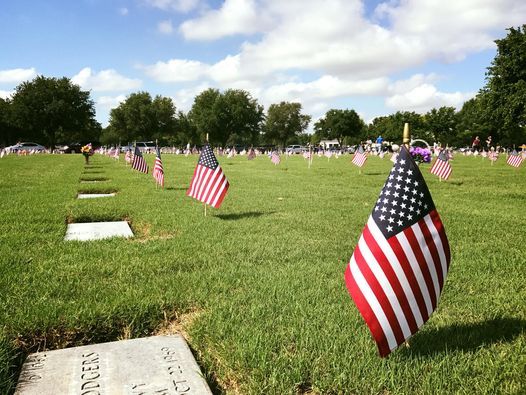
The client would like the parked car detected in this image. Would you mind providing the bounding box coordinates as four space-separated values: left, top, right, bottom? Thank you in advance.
136 141 157 153
286 145 306 154
63 142 101 153
6 142 47 152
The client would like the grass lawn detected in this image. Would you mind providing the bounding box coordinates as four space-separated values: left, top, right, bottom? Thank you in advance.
0 152 524 394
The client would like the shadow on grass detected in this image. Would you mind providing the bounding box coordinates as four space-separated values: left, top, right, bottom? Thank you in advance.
403 317 525 356
165 186 188 191
215 211 274 221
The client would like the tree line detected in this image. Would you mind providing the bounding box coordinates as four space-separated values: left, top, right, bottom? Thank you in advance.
1 25 525 149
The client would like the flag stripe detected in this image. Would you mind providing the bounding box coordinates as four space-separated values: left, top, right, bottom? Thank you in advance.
396 230 436 313
430 210 451 266
412 222 442 299
348 258 398 355
360 227 417 337
423 214 448 285
367 219 424 328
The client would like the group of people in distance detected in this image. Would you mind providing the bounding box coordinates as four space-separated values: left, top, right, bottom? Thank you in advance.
471 135 493 152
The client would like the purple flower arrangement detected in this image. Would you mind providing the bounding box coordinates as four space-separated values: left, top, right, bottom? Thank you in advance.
409 146 431 163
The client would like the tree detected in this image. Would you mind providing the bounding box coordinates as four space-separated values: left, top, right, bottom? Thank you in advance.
481 25 526 145
106 92 177 145
368 111 427 143
263 102 311 148
455 97 491 147
189 88 264 147
424 106 457 145
314 109 365 146
0 98 16 146
10 76 98 149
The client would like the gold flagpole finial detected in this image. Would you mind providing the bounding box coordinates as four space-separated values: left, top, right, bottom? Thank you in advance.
403 123 411 148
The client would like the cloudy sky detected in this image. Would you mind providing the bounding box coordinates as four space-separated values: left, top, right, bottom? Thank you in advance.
1 0 524 127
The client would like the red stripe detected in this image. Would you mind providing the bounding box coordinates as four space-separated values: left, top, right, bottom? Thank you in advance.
187 165 202 197
387 237 430 323
417 219 444 291
211 181 229 208
362 226 419 334
206 172 228 207
403 227 438 310
352 243 406 348
430 210 450 268
202 169 223 203
344 264 390 357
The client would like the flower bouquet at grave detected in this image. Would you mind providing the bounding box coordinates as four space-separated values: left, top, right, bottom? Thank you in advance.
81 143 94 164
409 146 431 164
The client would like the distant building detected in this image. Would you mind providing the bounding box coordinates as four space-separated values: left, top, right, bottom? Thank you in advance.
320 139 340 149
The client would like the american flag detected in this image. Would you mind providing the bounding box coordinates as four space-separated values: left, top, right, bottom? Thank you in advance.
187 144 229 208
379 150 385 159
125 148 132 164
430 150 452 180
344 146 450 357
488 151 498 162
303 151 312 160
247 148 256 160
132 146 149 173
507 150 523 168
352 145 367 167
152 146 165 187
271 151 281 165
114 146 120 159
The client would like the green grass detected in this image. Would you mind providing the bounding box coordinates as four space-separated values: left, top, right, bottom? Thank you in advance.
0 152 525 394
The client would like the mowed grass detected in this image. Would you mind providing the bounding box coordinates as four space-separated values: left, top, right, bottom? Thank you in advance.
0 152 524 394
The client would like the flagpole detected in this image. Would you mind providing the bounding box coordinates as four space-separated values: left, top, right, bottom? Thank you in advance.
204 134 209 216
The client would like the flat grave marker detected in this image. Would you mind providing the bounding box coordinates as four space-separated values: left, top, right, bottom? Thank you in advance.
64 221 133 241
77 193 116 199
15 335 212 394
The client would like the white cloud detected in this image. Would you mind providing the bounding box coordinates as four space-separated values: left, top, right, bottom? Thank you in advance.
386 83 475 113
71 68 142 92
0 90 13 99
180 0 268 40
0 68 37 84
143 0 201 13
119 7 129 16
158 19 174 34
172 82 211 111
96 94 127 110
141 59 209 82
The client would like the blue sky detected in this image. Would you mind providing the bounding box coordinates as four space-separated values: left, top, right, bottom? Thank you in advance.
1 0 524 127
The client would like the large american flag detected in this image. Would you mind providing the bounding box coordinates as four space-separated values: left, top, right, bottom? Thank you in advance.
152 146 164 187
187 144 229 208
352 145 367 167
132 146 148 174
506 150 523 168
344 146 450 357
430 150 452 180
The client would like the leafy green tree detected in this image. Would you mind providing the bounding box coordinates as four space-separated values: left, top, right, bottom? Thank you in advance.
10 76 98 149
455 97 491 147
424 106 457 145
368 111 427 143
189 88 263 147
314 109 365 146
263 102 311 148
481 25 526 145
174 111 198 146
0 98 16 146
107 92 177 144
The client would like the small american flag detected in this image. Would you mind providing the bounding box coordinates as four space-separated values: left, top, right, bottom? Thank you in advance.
114 146 120 159
247 148 256 160
488 151 498 162
152 146 164 187
271 151 281 165
303 151 311 160
344 146 450 357
379 150 385 159
125 148 132 164
187 144 229 208
132 146 149 173
507 150 523 168
430 150 452 180
352 145 367 167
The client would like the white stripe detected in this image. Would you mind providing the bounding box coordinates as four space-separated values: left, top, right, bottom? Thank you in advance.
358 232 412 339
396 232 434 316
189 165 204 197
201 167 220 203
209 173 228 207
411 221 441 304
424 215 448 286
368 218 424 327
350 255 398 351
196 168 213 200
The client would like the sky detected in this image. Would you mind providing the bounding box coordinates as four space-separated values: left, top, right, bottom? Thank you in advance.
1 0 525 128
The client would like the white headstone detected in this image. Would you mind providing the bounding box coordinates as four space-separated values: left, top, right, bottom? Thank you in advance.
15 335 212 394
64 221 133 241
77 193 116 199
